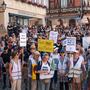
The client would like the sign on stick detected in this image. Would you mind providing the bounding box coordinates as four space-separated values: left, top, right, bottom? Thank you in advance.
38 39 54 53
66 37 76 52
20 33 27 47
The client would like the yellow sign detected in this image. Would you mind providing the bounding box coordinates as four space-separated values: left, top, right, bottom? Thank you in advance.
32 64 37 80
38 39 54 52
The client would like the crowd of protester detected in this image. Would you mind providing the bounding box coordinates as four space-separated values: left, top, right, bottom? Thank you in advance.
0 21 90 90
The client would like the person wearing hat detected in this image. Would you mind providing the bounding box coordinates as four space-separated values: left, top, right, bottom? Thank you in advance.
29 44 41 62
68 49 86 90
28 43 39 90
49 46 59 90
28 51 40 90
58 49 70 90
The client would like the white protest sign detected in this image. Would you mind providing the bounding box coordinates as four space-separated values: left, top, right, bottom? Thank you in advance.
66 37 76 52
49 31 58 43
20 33 27 47
83 37 90 49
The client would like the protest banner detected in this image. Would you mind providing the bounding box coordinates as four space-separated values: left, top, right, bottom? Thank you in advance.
83 37 90 49
66 37 76 52
38 39 54 52
20 33 27 47
49 31 58 43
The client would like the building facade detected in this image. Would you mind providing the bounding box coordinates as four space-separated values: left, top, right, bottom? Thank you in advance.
47 0 90 27
0 0 48 29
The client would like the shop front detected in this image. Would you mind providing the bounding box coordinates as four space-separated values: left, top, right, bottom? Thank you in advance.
9 13 30 26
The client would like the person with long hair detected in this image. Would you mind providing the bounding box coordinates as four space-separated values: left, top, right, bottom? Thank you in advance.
9 51 22 90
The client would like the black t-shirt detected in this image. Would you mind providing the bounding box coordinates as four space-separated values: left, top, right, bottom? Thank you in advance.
1 52 10 64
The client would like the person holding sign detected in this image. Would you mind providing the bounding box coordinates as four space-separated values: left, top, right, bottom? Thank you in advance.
37 53 51 90
28 51 40 90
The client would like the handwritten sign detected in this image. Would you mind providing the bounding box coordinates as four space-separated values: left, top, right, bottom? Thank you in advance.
20 33 27 47
49 31 58 43
66 37 76 52
38 39 54 52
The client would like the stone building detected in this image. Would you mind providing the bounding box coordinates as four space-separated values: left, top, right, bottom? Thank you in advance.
0 0 48 29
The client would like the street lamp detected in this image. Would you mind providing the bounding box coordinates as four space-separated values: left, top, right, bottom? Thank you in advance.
0 1 6 13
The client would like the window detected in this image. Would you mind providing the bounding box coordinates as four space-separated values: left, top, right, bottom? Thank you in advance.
83 0 88 6
41 0 44 5
36 0 39 4
24 19 29 26
49 0 55 9
68 0 74 7
50 2 54 9
43 0 48 6
31 0 36 3
55 0 59 8
45 0 49 7
19 18 24 25
61 0 68 8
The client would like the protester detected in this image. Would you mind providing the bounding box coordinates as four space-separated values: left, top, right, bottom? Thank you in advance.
68 49 86 90
85 46 90 90
0 55 3 80
28 51 40 90
58 49 70 90
0 21 89 90
22 62 28 90
1 47 11 89
37 53 51 90
7 22 13 36
9 51 22 90
49 46 59 90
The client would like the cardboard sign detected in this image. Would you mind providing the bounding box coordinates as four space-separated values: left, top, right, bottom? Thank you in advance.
38 39 54 52
20 33 27 47
49 31 58 43
66 37 76 52
83 37 90 49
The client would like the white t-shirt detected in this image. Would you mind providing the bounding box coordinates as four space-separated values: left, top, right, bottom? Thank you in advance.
40 62 53 79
